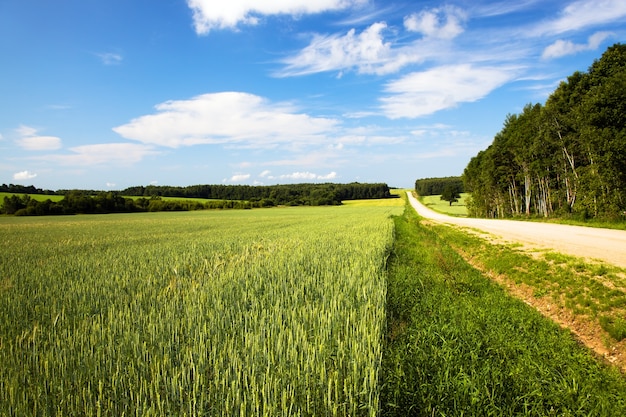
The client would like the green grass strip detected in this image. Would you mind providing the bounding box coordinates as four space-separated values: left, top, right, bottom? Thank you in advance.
381 205 626 416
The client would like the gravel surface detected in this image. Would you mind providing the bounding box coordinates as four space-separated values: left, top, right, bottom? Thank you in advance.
407 192 626 269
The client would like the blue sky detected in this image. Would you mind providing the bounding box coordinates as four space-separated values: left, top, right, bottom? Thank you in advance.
1 0 624 190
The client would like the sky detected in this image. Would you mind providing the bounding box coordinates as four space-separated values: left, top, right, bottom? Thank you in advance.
1 0 625 190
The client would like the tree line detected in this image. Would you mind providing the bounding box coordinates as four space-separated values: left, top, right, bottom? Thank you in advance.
463 43 626 220
120 182 392 204
1 182 393 215
415 177 464 196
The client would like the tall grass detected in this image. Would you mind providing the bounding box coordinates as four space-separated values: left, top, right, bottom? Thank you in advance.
0 206 400 416
381 205 626 416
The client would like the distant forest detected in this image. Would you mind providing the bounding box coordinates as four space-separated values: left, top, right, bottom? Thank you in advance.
463 44 626 220
1 182 393 216
415 177 464 196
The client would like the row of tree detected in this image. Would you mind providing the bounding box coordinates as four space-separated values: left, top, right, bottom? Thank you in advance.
0 184 56 195
463 44 626 220
120 182 392 204
415 177 464 196
1 193 261 216
1 183 394 216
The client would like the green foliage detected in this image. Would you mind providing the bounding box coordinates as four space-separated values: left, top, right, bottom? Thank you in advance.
415 176 464 196
1 183 394 215
599 316 626 341
464 43 626 219
440 184 461 206
0 205 401 415
381 207 626 416
122 182 392 205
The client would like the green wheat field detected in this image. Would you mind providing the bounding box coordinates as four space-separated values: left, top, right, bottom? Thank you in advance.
1 202 401 416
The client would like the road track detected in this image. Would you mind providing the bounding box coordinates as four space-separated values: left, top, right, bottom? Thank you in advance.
407 192 626 269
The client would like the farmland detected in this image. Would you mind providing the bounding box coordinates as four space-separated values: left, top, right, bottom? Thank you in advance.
0 203 400 416
2 195 626 415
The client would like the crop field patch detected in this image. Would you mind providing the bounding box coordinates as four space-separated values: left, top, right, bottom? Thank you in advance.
0 205 401 416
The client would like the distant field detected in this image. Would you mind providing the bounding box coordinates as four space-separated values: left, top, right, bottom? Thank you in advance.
0 192 219 203
419 193 469 216
342 188 405 207
1 192 402 206
0 192 64 202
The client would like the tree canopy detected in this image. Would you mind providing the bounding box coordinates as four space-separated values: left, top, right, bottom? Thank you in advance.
415 177 464 196
463 43 626 220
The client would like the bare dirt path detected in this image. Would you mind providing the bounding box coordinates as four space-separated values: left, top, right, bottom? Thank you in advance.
407 192 626 268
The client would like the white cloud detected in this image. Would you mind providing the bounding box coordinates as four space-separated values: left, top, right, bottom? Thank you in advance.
18 136 63 151
96 52 123 65
15 125 62 150
404 6 467 39
227 173 251 182
106 182 116 188
259 170 271 178
113 92 339 148
542 31 612 59
471 1 542 18
187 0 365 34
380 64 516 119
33 143 159 166
16 125 37 137
536 0 626 35
13 170 37 180
278 22 425 76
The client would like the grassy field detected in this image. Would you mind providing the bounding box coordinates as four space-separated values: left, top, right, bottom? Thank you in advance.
419 193 469 216
0 204 401 416
2 194 626 415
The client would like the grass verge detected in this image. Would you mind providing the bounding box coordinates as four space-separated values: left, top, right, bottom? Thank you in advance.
381 204 626 416
419 193 469 217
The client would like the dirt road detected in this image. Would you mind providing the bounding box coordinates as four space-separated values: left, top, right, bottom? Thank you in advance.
407 192 626 269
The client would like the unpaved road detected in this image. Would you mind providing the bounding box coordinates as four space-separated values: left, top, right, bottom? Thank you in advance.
407 192 626 269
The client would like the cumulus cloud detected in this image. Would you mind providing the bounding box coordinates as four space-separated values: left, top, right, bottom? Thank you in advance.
113 92 338 148
15 125 62 150
535 0 626 36
187 0 364 34
380 64 516 119
404 6 467 39
13 170 37 180
278 22 425 76
227 173 251 182
542 31 612 59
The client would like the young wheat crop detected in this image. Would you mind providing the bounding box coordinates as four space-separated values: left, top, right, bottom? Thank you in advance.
0 205 401 416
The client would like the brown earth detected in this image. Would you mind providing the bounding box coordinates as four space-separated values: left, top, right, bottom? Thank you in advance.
407 192 626 372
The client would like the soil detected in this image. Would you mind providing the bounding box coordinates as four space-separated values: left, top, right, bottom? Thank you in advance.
407 192 626 372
